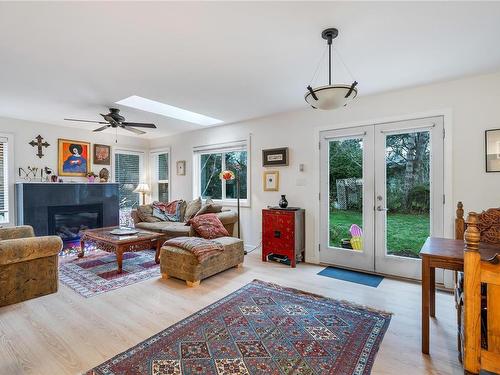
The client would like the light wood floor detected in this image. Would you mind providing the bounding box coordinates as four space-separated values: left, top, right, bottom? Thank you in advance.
0 250 463 375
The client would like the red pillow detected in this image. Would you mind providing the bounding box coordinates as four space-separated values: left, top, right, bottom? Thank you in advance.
188 213 229 239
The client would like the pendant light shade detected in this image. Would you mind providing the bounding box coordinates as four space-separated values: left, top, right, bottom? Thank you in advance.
305 28 358 110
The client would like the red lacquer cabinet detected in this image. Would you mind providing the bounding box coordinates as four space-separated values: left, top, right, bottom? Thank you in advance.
262 208 305 267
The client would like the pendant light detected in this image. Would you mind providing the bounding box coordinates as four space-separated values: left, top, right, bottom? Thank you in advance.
305 28 358 110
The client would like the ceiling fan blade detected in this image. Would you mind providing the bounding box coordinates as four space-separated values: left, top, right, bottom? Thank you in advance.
64 118 109 124
93 125 111 132
121 125 146 135
121 122 157 129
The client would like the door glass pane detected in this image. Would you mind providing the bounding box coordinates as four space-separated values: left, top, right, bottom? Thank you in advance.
385 131 430 258
329 138 364 251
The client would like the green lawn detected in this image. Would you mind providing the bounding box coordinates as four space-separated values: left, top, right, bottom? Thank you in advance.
329 209 429 258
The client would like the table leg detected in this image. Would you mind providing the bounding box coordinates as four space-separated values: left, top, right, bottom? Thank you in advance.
422 255 430 354
430 267 436 318
155 240 161 264
116 247 123 273
78 239 85 258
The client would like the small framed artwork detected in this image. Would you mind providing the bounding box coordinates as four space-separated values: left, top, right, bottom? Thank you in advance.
93 144 111 165
486 129 500 172
263 170 279 191
262 147 289 167
176 160 186 175
58 139 91 177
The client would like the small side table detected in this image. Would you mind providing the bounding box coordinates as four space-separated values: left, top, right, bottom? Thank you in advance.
262 208 305 268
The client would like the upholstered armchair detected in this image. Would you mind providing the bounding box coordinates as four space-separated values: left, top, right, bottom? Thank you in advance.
0 226 62 307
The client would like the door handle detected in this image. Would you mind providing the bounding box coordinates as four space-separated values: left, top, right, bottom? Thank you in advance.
376 206 388 212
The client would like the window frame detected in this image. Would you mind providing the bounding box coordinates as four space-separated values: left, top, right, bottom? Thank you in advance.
112 148 145 210
150 147 171 203
193 140 250 207
0 133 14 226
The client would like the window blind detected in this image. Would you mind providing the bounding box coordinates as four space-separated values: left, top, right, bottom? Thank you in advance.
158 153 169 181
115 152 141 209
0 138 7 223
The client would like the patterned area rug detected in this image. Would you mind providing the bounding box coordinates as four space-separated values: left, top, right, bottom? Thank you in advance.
86 280 391 375
59 250 159 298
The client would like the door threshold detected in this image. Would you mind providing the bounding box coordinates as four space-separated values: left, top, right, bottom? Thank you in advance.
318 262 453 293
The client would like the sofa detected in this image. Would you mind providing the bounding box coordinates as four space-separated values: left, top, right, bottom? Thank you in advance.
0 225 62 307
131 201 238 240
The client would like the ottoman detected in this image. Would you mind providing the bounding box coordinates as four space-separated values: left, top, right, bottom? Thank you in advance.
160 236 244 287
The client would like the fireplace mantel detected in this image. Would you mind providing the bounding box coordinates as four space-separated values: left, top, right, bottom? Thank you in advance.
16 182 119 236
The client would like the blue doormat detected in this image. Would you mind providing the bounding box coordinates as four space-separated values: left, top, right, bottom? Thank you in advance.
318 267 384 288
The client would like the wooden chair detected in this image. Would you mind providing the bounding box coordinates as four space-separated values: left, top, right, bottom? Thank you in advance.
463 212 500 374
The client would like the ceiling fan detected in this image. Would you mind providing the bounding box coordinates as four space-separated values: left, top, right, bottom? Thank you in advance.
64 108 156 135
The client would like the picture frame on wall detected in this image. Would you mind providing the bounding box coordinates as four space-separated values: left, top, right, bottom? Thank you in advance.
262 147 289 167
93 144 111 165
263 170 279 191
486 129 500 172
176 160 186 175
58 139 91 177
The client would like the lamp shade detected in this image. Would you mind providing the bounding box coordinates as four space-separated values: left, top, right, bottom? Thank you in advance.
133 183 150 194
304 84 358 110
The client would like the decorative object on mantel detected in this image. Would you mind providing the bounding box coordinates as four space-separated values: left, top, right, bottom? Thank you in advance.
278 194 288 208
43 167 53 182
262 147 289 167
133 183 150 205
93 144 111 165
87 172 98 183
58 139 91 177
304 27 358 110
18 166 39 182
220 169 241 239
263 170 279 191
29 135 50 159
485 128 500 172
176 160 186 175
99 167 110 182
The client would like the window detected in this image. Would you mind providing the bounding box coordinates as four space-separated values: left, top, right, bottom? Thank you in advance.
194 140 249 204
114 150 144 211
150 150 170 202
0 136 9 224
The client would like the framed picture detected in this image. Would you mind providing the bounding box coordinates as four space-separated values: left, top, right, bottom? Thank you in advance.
93 144 111 165
263 170 279 191
176 160 186 175
58 139 91 177
262 147 289 167
486 129 500 172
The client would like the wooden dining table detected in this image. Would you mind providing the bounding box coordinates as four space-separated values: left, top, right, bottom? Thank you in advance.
419 237 499 354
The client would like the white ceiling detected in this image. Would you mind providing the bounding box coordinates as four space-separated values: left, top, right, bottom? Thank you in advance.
1 2 500 138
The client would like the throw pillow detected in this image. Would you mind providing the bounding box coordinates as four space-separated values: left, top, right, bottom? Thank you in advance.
184 197 202 221
136 205 162 223
187 213 229 239
178 200 187 222
196 198 223 216
152 200 182 222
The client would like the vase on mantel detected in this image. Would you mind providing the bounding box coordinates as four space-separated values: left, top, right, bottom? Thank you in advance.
278 195 288 208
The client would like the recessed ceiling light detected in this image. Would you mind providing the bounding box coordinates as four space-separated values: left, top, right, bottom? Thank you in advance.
116 95 223 126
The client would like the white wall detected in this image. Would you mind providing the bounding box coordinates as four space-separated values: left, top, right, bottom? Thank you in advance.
150 71 500 263
0 117 149 224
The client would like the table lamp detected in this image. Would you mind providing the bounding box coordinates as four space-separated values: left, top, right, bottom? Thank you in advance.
133 183 150 205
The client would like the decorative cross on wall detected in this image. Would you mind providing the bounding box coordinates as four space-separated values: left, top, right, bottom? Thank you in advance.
29 135 50 159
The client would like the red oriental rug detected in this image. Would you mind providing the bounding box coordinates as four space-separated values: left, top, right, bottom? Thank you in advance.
85 280 391 375
59 250 159 298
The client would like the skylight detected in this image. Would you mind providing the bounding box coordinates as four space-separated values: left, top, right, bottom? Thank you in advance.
116 95 223 126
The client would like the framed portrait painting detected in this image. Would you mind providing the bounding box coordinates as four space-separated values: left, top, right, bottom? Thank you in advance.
263 170 279 191
486 129 500 172
58 139 91 177
93 144 111 165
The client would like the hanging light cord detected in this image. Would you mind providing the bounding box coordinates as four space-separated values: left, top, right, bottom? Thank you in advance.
333 46 356 82
308 46 327 87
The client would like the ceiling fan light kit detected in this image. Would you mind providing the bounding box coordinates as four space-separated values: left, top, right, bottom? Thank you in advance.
304 28 358 110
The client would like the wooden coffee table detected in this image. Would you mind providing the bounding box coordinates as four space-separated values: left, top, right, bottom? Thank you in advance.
79 227 166 273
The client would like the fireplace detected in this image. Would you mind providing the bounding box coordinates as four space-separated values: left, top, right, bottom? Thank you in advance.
48 204 103 243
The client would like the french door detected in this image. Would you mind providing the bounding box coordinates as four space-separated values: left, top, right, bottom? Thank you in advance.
319 116 444 280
